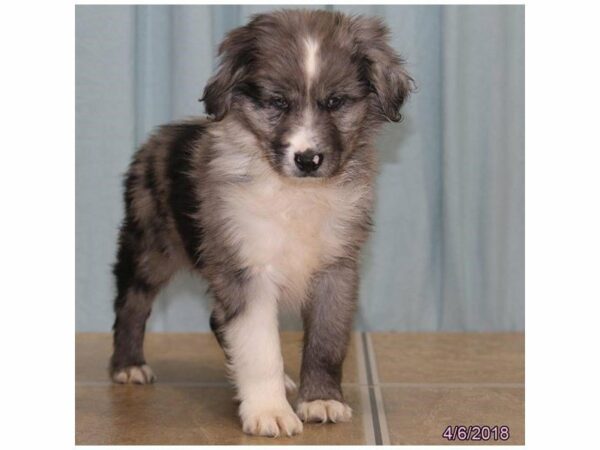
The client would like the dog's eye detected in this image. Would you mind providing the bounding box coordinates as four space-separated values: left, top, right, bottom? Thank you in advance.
269 96 289 111
325 95 345 111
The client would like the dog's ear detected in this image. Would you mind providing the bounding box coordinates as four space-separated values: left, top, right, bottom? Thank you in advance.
201 23 256 121
354 16 415 122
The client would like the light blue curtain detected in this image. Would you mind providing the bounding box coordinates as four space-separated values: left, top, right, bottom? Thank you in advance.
76 5 524 332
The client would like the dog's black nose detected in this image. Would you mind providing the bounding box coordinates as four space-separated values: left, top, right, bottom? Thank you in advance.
294 150 323 173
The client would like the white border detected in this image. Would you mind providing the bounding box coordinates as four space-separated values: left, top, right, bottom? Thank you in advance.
526 0 600 449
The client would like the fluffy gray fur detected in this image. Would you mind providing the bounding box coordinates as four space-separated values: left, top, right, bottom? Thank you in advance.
110 9 413 437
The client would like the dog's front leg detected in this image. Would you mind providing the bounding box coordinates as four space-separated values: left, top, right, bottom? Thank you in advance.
297 259 357 423
222 270 303 437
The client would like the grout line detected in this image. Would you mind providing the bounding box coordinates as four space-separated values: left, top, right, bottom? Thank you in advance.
355 332 377 445
376 382 525 389
77 380 232 387
361 333 384 445
77 380 525 389
363 333 391 445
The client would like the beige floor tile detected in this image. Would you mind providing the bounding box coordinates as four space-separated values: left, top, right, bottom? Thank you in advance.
76 333 227 383
76 332 525 445
381 386 524 445
76 332 358 384
371 333 524 384
76 384 366 445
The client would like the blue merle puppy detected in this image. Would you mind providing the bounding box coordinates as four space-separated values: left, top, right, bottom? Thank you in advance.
110 9 413 437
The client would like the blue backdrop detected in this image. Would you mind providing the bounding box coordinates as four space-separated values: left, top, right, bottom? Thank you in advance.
76 5 524 332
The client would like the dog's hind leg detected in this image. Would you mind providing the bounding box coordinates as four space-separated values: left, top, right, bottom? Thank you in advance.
109 221 176 384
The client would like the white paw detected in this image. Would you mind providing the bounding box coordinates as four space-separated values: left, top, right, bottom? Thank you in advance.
240 401 303 437
112 364 156 384
296 399 352 423
284 373 297 394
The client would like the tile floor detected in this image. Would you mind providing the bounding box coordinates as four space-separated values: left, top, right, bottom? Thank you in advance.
76 332 524 445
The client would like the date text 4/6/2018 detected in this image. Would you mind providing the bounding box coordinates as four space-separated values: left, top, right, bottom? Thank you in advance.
442 425 510 442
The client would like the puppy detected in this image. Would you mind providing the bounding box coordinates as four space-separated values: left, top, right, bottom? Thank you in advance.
110 9 413 437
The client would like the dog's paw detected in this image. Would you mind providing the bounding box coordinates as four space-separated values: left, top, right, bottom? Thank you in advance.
284 373 297 394
296 399 352 423
240 401 303 437
111 364 156 384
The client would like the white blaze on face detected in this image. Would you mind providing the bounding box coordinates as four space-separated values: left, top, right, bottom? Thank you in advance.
284 37 320 173
303 37 319 87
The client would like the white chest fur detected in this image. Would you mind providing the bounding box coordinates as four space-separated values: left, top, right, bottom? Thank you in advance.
219 174 363 303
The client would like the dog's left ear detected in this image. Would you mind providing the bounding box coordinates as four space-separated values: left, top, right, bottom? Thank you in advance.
201 24 256 121
354 16 415 122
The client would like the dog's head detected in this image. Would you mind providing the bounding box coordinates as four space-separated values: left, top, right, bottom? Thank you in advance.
202 10 414 178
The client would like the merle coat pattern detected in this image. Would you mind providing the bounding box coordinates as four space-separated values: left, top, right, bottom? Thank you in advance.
110 9 413 437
